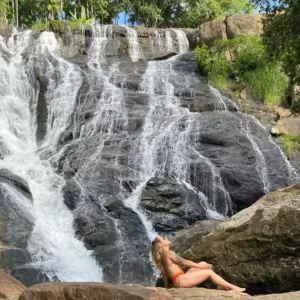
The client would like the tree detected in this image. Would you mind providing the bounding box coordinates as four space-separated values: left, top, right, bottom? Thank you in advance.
251 0 300 83
46 0 61 20
0 0 8 25
172 0 254 28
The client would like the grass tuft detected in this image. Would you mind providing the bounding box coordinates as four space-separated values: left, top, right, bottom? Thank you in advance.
247 64 289 105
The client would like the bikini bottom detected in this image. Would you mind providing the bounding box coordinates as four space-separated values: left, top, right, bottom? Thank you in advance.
172 272 184 287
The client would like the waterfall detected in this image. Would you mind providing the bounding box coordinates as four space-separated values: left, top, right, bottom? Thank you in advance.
241 118 270 194
87 25 114 68
0 26 298 285
126 58 233 217
0 35 103 282
151 29 189 55
126 27 143 62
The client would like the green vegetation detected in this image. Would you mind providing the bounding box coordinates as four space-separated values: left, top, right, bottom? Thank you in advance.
195 36 289 105
0 0 254 29
0 0 8 25
251 0 300 85
246 65 289 105
171 0 254 28
281 134 300 159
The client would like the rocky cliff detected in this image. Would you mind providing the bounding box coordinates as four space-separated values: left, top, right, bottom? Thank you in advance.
0 24 298 290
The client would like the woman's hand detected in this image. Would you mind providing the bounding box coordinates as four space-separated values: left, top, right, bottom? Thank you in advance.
199 262 213 269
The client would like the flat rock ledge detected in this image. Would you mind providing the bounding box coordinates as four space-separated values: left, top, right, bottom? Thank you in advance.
18 282 300 300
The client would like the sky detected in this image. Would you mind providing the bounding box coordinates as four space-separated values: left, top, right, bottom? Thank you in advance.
113 12 129 25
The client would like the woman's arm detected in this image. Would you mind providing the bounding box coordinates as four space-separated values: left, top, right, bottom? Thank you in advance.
168 251 212 269
163 272 169 289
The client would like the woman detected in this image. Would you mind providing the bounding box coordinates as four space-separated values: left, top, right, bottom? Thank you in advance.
151 236 245 291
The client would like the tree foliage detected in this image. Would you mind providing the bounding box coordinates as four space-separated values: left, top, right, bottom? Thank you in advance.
1 0 254 29
251 0 300 83
0 0 9 25
172 0 254 27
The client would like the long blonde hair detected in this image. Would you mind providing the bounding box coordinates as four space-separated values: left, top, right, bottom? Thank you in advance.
151 238 165 273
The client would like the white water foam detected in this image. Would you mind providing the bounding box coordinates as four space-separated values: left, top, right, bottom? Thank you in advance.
0 33 103 282
87 25 114 68
126 27 143 62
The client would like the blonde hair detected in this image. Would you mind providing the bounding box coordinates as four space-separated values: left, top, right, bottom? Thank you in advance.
151 237 165 273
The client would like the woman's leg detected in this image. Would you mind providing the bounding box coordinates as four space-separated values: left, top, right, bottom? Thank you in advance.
178 269 245 292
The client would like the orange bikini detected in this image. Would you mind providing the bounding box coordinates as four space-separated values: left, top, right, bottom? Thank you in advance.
172 272 184 286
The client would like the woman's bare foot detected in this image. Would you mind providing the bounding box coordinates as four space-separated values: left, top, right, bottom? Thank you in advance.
217 285 246 292
230 287 246 292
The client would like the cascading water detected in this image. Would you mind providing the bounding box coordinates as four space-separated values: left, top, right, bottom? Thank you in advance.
0 33 103 282
0 25 298 285
127 59 233 217
87 25 114 68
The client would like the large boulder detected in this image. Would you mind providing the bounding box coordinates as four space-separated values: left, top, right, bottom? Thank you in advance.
0 270 26 300
170 219 223 254
226 14 264 39
18 282 174 300
175 182 300 295
199 20 227 47
272 117 300 135
198 14 264 47
18 282 300 300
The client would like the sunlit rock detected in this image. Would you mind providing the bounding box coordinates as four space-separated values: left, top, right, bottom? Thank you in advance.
176 183 300 294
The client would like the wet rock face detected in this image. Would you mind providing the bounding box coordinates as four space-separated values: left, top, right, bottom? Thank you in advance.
1 28 298 288
0 171 35 286
11 266 50 288
0 169 32 200
140 177 207 234
63 181 153 285
0 176 33 250
175 182 300 294
55 55 297 284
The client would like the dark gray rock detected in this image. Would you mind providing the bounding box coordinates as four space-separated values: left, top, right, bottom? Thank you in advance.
35 72 49 143
0 178 34 282
11 266 50 287
147 51 177 61
0 248 31 270
184 29 199 50
62 179 81 210
0 169 32 200
140 177 207 234
0 185 33 250
63 180 154 285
